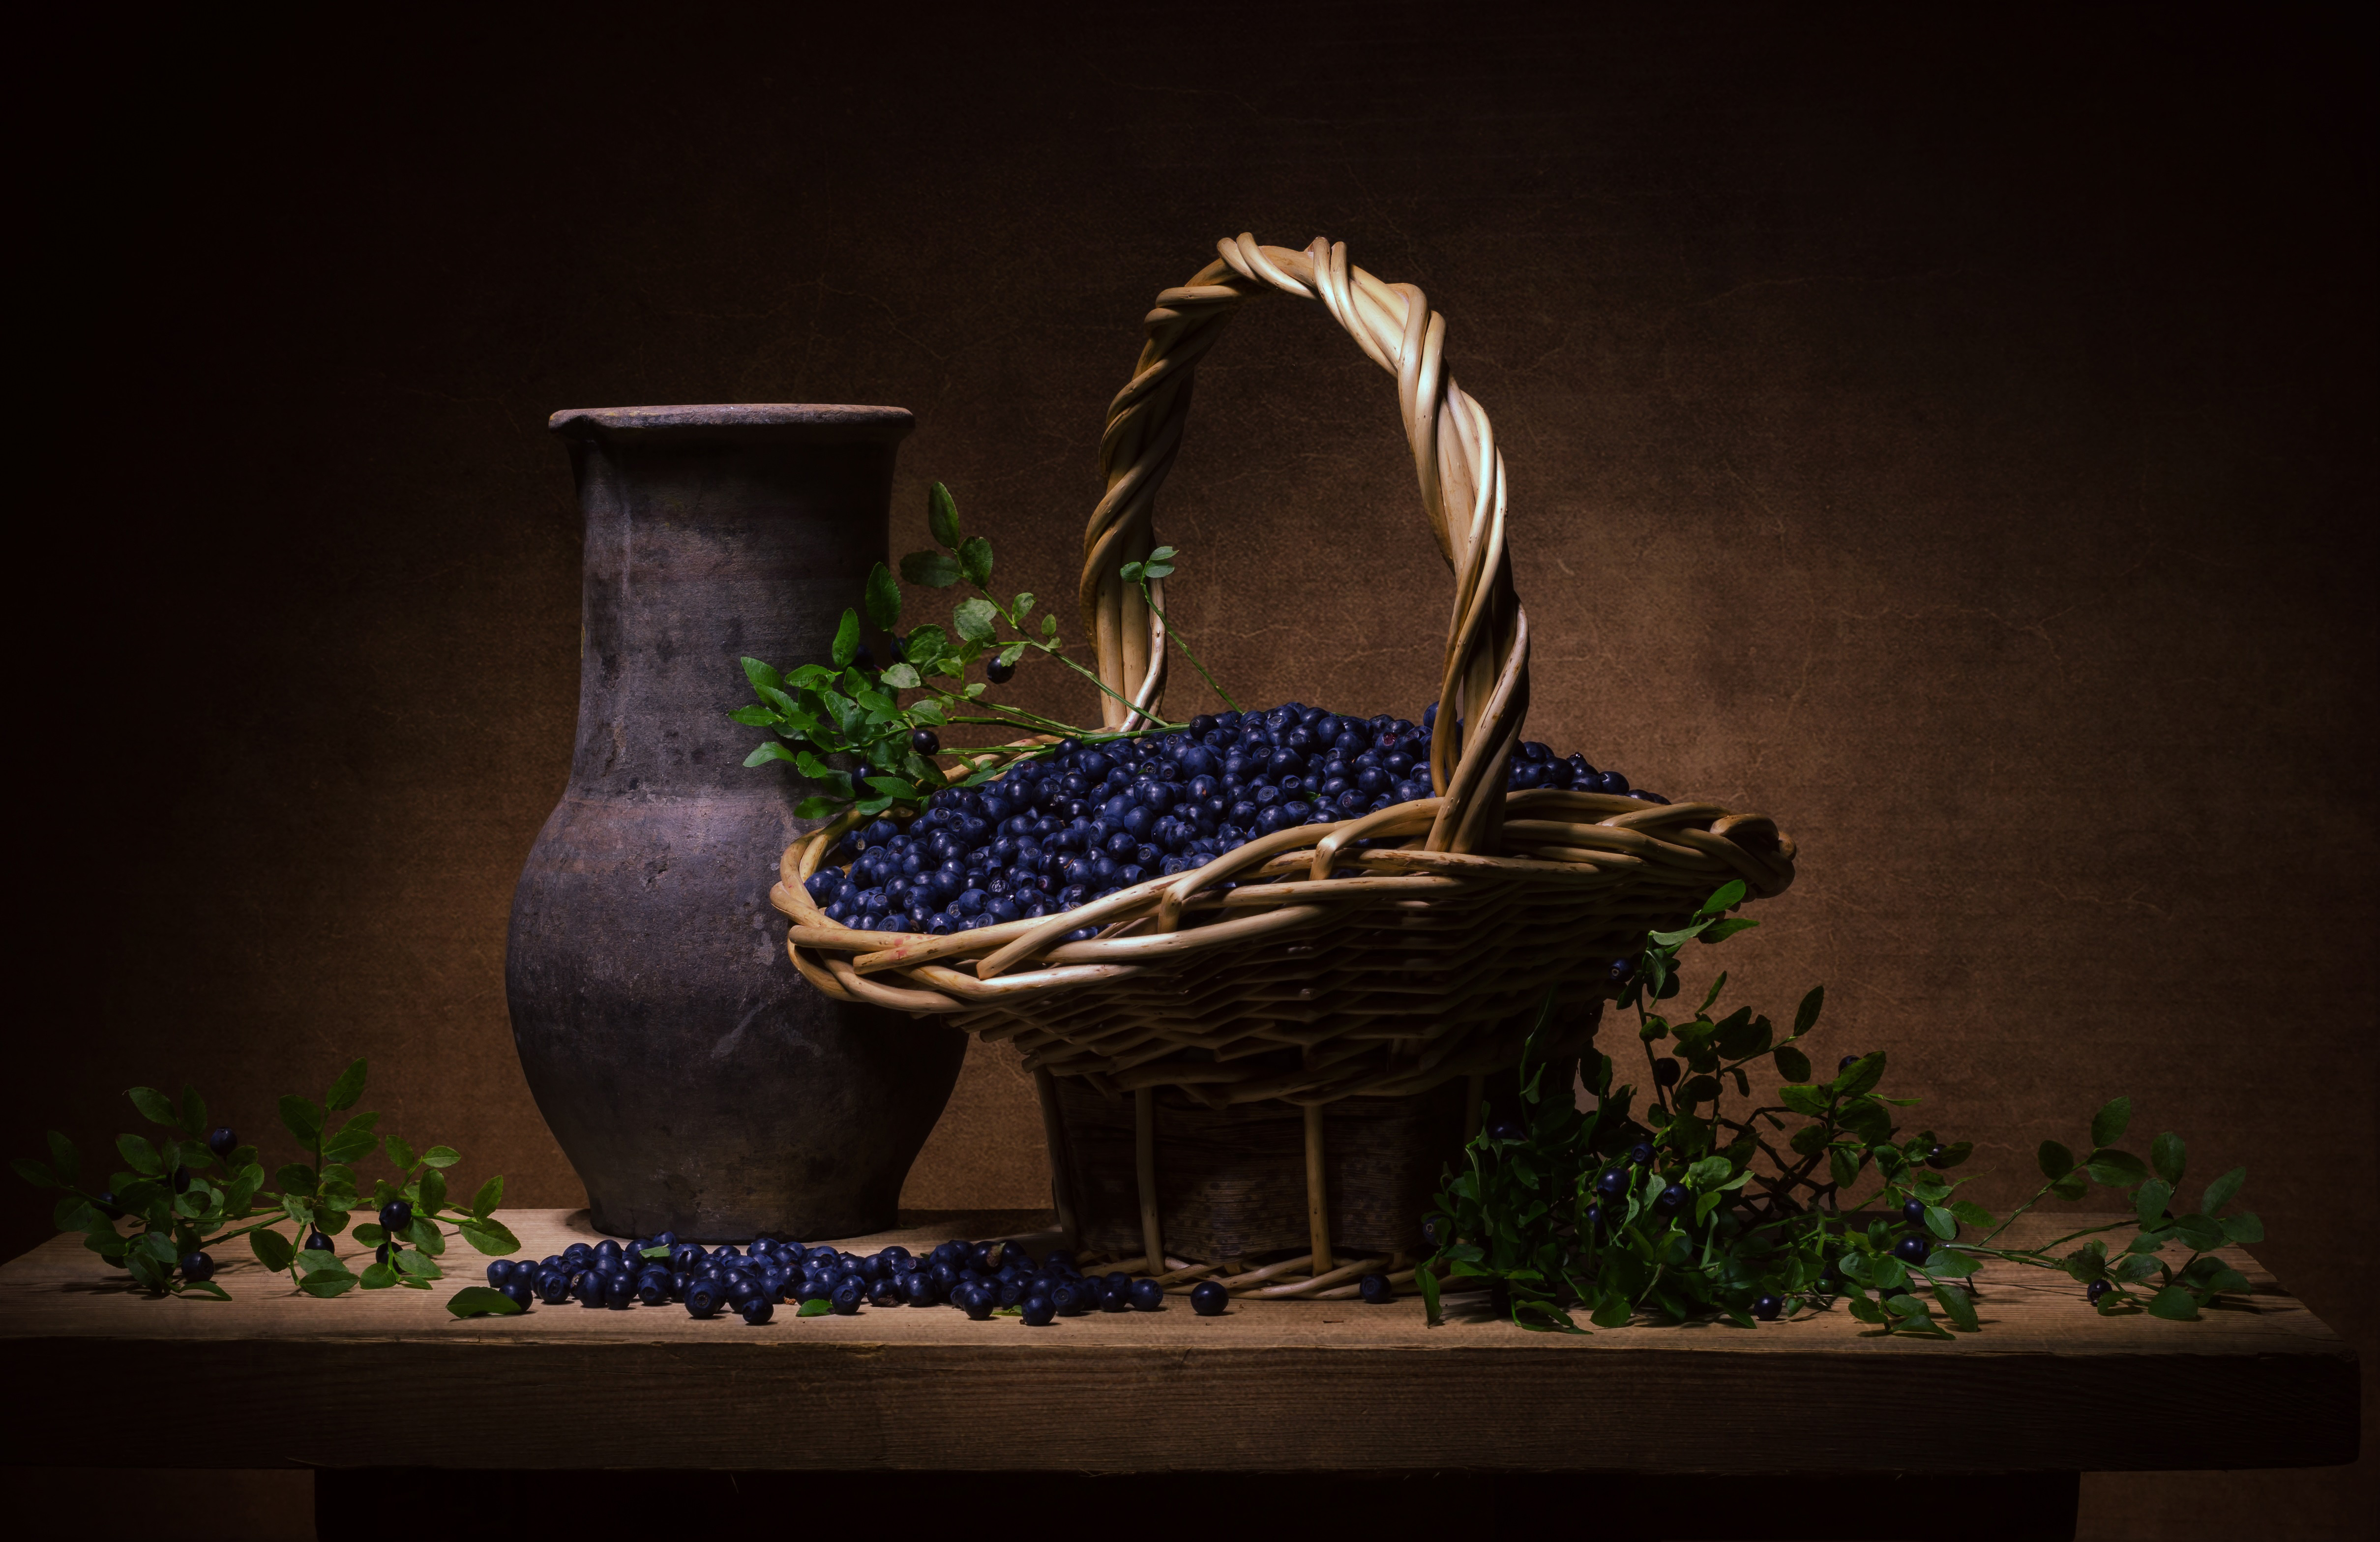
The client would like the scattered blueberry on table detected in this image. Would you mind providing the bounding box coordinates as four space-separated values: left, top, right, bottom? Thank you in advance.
803 704 1668 939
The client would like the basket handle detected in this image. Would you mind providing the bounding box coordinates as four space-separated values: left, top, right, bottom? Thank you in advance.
1079 235 1528 854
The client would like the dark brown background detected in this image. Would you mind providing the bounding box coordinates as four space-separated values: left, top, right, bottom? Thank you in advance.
12 5 2372 1536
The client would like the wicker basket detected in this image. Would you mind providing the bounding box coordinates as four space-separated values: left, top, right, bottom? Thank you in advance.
771 234 1796 1299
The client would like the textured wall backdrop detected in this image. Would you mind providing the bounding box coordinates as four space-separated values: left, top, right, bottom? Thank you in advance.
15 6 2372 1536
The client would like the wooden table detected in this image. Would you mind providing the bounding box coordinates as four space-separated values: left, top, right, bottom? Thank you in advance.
0 1210 2354 1541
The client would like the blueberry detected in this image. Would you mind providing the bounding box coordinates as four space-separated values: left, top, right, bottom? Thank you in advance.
1488 1120 1525 1143
1753 1294 1784 1321
1050 1279 1090 1316
304 1231 333 1253
739 1295 776 1325
574 1272 604 1307
1923 1145 1950 1170
1584 1204 1603 1229
1892 1235 1931 1265
179 1251 214 1283
1653 1059 1681 1088
486 1259 515 1286
911 728 940 755
379 1200 413 1232
499 1279 535 1311
1839 1055 1862 1071
636 1272 671 1306
169 1166 191 1193
377 1243 394 1267
594 1239 623 1263
603 1275 635 1309
2086 1280 2112 1305
1655 1184 1688 1212
1420 1214 1446 1246
830 1279 864 1315
95 1190 124 1220
1129 1278 1165 1312
1190 1280 1229 1316
985 655 1016 684
1021 1294 1057 1327
1358 1274 1395 1305
1099 1281 1132 1313
1595 1169 1628 1198
901 1272 937 1307
868 1277 902 1308
1628 1142 1656 1166
684 1280 723 1318
536 1272 572 1305
961 1286 995 1321
206 1127 238 1158
1902 1198 1928 1226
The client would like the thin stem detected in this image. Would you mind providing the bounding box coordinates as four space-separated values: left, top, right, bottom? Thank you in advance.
1137 581 1241 712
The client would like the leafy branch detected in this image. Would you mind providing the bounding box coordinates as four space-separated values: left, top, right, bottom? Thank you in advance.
13 1061 517 1300
737 483 1237 822
1416 885 2262 1335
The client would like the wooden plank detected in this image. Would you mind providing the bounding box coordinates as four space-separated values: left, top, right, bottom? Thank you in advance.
0 1211 2353 1475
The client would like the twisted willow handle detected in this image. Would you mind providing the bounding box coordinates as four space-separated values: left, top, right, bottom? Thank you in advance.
1079 235 1527 854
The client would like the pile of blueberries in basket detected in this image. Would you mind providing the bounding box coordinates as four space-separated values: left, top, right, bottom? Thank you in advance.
482 1235 1245 1325
805 702 1665 938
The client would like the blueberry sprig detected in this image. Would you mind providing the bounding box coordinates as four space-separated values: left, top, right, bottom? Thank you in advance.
12 1059 518 1301
737 483 1208 822
455 1233 1168 1325
1417 887 2263 1335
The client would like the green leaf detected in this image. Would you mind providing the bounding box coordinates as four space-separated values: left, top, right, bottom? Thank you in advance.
880 662 922 689
325 1058 369 1113
798 1298 832 1318
446 1285 524 1318
2133 1179 2174 1230
1778 1084 1829 1117
901 550 964 588
1829 1054 1884 1098
2149 1131 2185 1187
419 1146 460 1169
1949 1200 1997 1229
359 1262 399 1290
417 1168 448 1217
2090 1097 2132 1150
741 656 783 692
11 1156 57 1189
2146 1286 2200 1322
45 1130 81 1185
2037 1140 2077 1181
1771 1045 1811 1082
927 482 962 548
393 1247 441 1279
1697 917 1760 945
2086 1151 2150 1186
353 1223 387 1246
1933 1283 1980 1332
1845 1295 1886 1324
384 1135 417 1172
957 536 993 588
900 624 949 666
830 609 862 668
458 1218 521 1256
250 1228 296 1272
1118 561 1144 584
2220 1212 2263 1245
2049 1172 2090 1200
117 1133 163 1176
1923 1205 1957 1241
863 563 902 631
1012 593 1034 621
996 641 1028 669
749 743 801 769
1791 984 1825 1038
1041 614 1058 636
2202 1166 2245 1216
279 1096 325 1146
127 1086 179 1129
299 1269 357 1299
1694 880 1748 918
470 1176 503 1218
952 595 997 644
176 1279 232 1301
321 1127 378 1166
